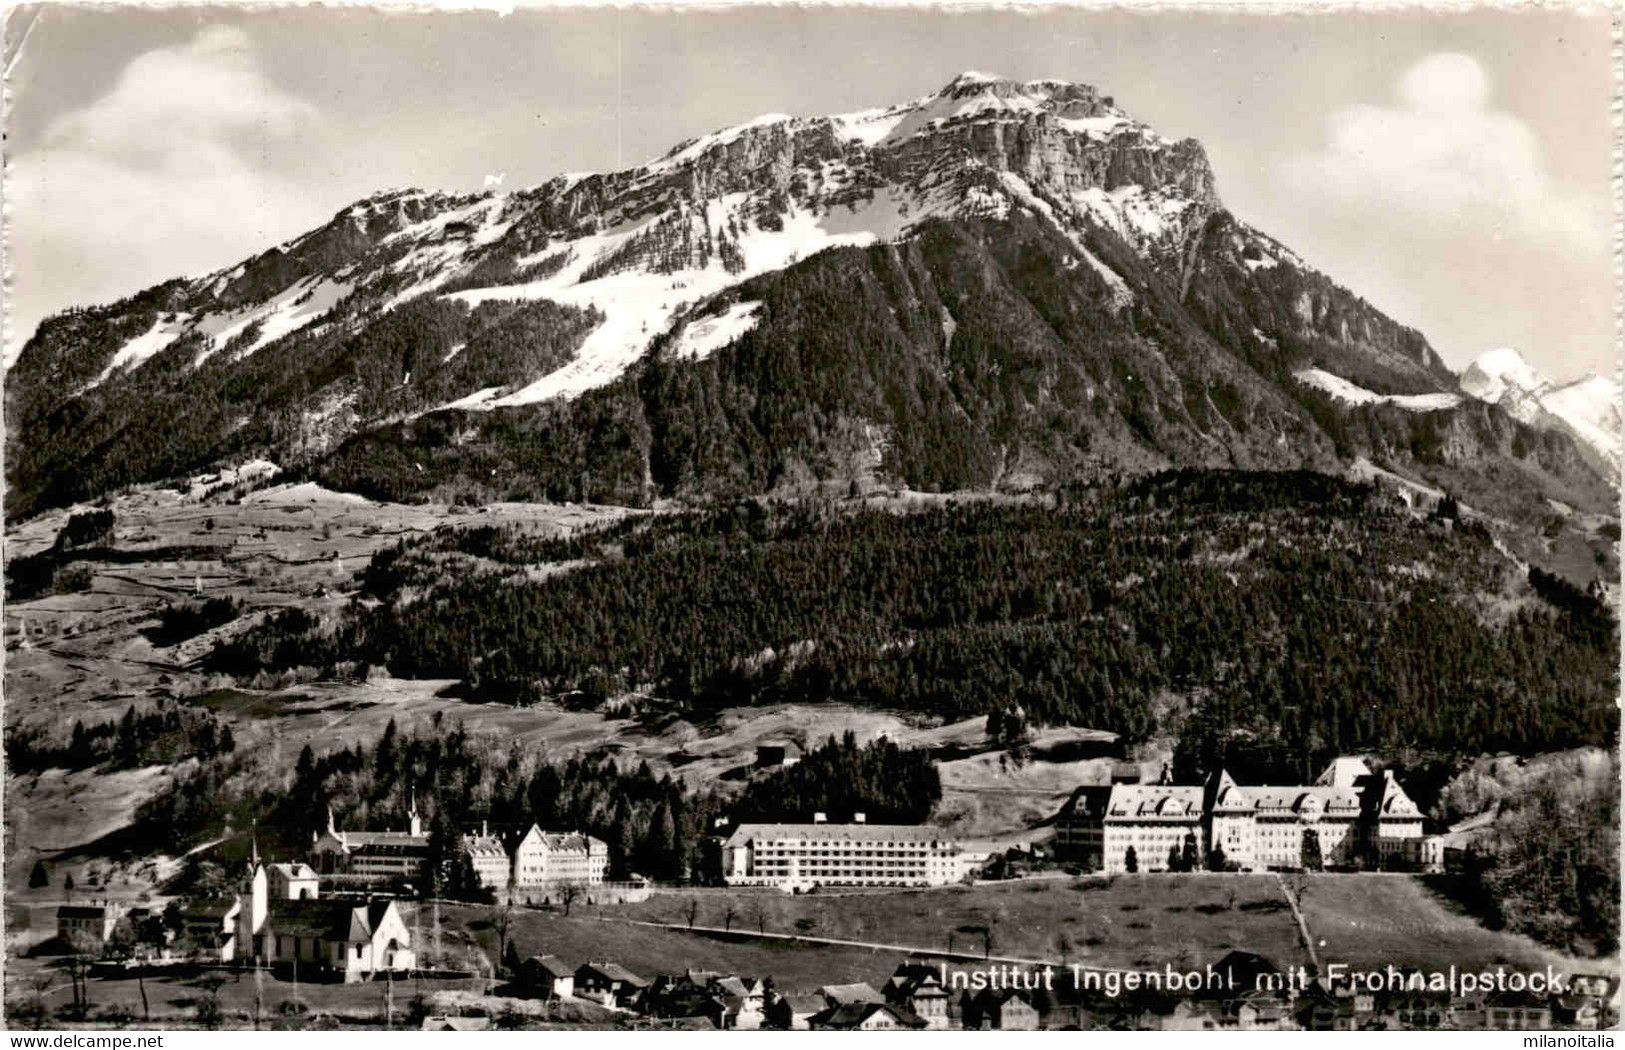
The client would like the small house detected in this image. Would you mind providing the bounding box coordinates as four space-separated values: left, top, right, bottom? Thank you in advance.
522 954 575 999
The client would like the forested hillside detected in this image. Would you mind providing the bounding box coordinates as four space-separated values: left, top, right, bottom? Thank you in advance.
208 471 1619 779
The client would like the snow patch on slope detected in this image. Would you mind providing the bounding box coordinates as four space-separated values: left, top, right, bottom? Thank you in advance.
671 302 763 361
1295 368 1462 411
87 314 193 390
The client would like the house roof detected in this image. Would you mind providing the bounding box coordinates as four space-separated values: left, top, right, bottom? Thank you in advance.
713 976 753 998
577 961 647 987
183 899 239 921
267 862 318 880
821 982 885 1005
422 1016 491 1031
814 1002 926 1029
526 954 574 978
781 995 827 1016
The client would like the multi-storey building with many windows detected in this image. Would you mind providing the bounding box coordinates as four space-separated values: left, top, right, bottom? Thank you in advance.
720 815 961 889
509 826 609 890
1058 758 1439 874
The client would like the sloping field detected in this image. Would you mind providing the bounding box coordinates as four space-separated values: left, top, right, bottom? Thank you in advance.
1298 874 1612 975
610 876 1305 972
442 904 903 993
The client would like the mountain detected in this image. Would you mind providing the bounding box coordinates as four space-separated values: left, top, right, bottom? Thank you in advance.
1461 348 1620 479
6 73 1615 535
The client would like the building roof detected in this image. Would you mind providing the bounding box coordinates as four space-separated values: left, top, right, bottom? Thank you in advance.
1105 784 1204 821
577 961 648 987
1314 757 1374 788
183 899 239 921
1056 785 1113 823
821 982 885 1006
514 826 608 853
526 954 574 979
265 900 376 943
461 835 508 858
725 823 956 847
422 1016 491 1031
57 905 108 919
814 1002 926 1029
781 994 827 1016
268 862 318 879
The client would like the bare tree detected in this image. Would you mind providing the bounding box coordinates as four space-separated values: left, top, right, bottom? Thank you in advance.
723 904 738 932
750 900 768 935
685 898 700 930
559 882 580 917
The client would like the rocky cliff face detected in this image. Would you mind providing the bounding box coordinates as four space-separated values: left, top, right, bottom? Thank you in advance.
6 73 1613 528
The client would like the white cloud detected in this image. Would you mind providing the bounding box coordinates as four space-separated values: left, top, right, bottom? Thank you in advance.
1280 52 1601 254
7 26 329 361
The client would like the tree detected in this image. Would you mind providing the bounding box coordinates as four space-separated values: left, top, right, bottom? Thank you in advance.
1181 831 1199 873
29 860 49 889
63 872 75 900
559 882 580 917
1167 845 1181 873
723 904 738 932
502 939 522 979
1300 829 1323 872
1124 846 1137 874
1206 845 1227 872
685 897 700 929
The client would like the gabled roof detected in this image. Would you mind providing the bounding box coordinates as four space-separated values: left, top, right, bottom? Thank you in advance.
1056 785 1113 822
577 961 648 987
267 862 318 880
461 835 507 858
713 976 753 999
781 994 827 1016
814 1002 926 1029
1314 757 1373 788
525 954 574 978
821 982 885 1005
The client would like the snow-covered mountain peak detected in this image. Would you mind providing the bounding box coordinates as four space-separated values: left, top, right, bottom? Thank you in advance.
1461 347 1620 478
1461 347 1549 403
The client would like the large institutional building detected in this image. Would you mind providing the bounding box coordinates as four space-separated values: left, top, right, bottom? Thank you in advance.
1056 758 1440 874
719 815 962 889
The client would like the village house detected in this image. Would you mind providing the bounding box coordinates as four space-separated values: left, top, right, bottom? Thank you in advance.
574 962 650 1009
521 954 575 999
962 987 1041 1030
1483 988 1553 1031
820 982 887 1008
55 904 122 951
643 974 727 1028
266 861 320 900
714 975 767 1029
180 898 241 962
259 898 414 982
811 1001 927 1031
767 993 829 1030
883 960 952 1029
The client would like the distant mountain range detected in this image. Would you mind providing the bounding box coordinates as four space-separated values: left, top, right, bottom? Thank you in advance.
6 73 1615 541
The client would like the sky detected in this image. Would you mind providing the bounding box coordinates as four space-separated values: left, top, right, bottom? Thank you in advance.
4 4 1617 383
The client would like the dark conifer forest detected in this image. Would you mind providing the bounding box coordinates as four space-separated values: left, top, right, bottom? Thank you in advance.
207 470 1618 779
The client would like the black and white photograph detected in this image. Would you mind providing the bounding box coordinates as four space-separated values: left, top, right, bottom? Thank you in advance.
1 1 1619 1036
